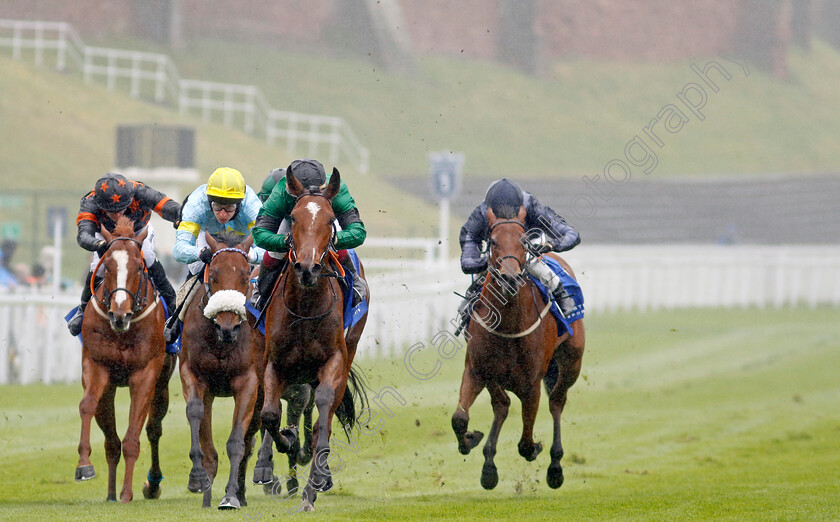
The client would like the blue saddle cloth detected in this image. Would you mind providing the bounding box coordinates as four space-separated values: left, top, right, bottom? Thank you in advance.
527 255 585 337
65 297 180 354
247 248 368 335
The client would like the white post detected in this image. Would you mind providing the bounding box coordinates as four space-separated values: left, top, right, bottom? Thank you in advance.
53 215 62 295
439 197 449 269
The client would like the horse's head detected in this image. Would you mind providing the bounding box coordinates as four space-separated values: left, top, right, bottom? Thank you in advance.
487 205 528 298
202 231 253 344
286 166 341 287
99 216 149 332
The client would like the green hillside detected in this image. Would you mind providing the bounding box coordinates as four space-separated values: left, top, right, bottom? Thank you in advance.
163 39 840 178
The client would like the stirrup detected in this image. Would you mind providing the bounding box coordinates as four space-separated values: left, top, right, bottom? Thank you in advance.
68 306 84 336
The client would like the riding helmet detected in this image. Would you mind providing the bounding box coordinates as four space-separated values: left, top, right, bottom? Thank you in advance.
206 167 246 206
484 178 524 218
93 173 134 212
286 158 326 194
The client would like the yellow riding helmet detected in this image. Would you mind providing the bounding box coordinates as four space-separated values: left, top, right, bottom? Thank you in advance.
206 167 246 200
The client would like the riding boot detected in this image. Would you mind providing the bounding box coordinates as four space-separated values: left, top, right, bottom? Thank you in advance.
252 258 285 311
454 275 484 337
68 271 96 336
551 283 576 319
148 260 178 343
339 254 366 307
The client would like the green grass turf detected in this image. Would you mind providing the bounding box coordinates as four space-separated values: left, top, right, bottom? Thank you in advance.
0 306 838 520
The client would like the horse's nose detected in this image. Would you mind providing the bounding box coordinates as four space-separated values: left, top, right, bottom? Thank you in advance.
215 322 241 344
293 261 319 286
109 311 132 332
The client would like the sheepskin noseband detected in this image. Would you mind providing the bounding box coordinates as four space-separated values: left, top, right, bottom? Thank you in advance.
204 289 247 320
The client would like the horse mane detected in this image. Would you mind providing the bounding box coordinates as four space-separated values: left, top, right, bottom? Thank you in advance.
113 216 135 237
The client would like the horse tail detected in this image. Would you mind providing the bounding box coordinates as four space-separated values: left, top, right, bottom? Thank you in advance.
543 356 559 393
335 366 370 439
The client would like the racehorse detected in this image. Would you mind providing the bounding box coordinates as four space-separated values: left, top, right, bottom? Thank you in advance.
178 232 265 509
451 205 586 490
259 167 369 512
74 216 176 502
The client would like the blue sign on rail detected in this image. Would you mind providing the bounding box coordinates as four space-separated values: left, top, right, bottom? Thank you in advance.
429 151 464 200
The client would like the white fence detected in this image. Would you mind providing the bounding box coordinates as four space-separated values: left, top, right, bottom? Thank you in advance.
2 244 840 384
0 19 369 173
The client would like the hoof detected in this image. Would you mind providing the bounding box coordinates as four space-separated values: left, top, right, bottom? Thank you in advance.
547 463 565 489
480 463 498 490
286 476 299 495
75 465 95 481
263 475 278 495
520 441 543 462
218 495 241 510
252 466 275 485
459 430 484 455
302 502 315 512
276 426 299 454
142 481 162 499
188 468 211 493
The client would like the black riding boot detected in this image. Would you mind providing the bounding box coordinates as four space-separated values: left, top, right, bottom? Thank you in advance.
551 283 575 319
252 258 285 311
453 275 484 337
68 271 96 336
339 255 366 307
148 260 178 344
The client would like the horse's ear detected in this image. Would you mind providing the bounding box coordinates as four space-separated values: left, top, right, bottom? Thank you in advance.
516 205 527 223
325 168 341 201
286 164 303 198
240 234 254 252
136 227 149 243
486 206 497 225
204 230 219 252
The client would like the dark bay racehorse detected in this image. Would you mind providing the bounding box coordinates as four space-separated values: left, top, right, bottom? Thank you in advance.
75 216 176 502
259 167 369 512
178 232 265 509
452 206 586 490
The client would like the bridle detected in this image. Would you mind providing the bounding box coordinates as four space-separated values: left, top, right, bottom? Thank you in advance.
280 190 344 327
488 219 528 277
203 246 250 299
90 237 156 320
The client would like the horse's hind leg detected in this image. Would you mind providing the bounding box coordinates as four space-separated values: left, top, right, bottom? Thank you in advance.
143 354 175 500
284 385 310 494
93 384 119 501
76 359 109 483
480 384 510 490
451 365 485 455
199 394 219 508
299 386 314 465
547 320 585 489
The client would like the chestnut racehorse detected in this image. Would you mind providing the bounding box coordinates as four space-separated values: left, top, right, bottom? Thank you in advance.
259 167 369 512
452 205 585 490
75 216 176 502
178 232 264 510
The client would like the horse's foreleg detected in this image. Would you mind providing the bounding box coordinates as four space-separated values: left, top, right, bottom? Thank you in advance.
547 320 585 489
120 362 161 503
284 385 308 495
516 383 543 463
76 359 109 483
238 388 262 502
199 393 218 508
143 353 175 500
480 384 510 490
218 373 259 510
260 361 296 454
451 364 485 455
299 386 314 466
93 384 119 501
180 360 211 497
302 356 347 511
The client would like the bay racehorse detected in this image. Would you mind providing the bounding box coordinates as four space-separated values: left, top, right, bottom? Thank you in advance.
451 205 585 490
178 232 265 509
75 216 176 502
259 167 369 512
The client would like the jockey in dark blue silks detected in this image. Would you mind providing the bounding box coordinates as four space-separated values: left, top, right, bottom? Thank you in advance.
456 178 580 333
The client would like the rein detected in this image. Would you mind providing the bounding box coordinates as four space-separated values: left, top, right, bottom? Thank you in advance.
90 237 155 319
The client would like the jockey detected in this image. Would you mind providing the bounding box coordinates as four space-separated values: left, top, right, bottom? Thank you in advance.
456 178 580 330
165 167 264 342
251 158 366 310
67 173 181 336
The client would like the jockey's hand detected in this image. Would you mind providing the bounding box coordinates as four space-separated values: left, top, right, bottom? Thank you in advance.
277 234 292 252
199 247 213 265
96 240 109 257
247 249 260 264
173 219 181 230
